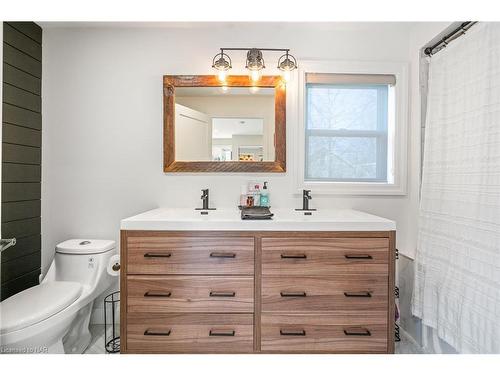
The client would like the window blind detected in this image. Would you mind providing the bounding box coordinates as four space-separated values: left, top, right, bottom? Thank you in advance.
306 73 396 86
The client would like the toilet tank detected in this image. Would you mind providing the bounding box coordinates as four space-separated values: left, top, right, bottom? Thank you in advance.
44 239 117 289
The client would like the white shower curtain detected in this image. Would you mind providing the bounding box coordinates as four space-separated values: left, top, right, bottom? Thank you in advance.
412 22 500 354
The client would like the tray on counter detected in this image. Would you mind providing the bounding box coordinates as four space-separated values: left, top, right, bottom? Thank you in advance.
239 206 274 220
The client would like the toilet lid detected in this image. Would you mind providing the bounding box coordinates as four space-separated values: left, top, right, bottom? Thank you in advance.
56 239 115 254
0 281 82 334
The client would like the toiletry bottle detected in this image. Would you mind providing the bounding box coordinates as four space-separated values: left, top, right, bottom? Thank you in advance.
260 181 270 207
247 181 257 194
246 195 254 207
253 183 261 207
240 185 247 207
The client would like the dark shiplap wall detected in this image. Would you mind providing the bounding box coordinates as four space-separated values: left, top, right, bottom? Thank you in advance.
1 22 42 301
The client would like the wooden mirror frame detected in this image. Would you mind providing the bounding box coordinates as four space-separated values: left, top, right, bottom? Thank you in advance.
163 75 286 173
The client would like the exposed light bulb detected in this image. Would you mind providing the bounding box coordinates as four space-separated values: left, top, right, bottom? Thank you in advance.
221 85 229 93
278 52 297 83
217 69 227 82
249 69 262 83
249 86 260 94
281 69 291 83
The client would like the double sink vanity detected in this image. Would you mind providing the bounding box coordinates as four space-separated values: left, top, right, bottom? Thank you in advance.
118 74 396 354
120 207 396 354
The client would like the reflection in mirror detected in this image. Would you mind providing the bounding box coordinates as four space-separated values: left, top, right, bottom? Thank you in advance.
174 87 275 162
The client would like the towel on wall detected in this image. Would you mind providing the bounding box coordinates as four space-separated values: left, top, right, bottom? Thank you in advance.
412 22 500 354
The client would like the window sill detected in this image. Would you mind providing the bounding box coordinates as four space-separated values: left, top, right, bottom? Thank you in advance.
298 180 407 196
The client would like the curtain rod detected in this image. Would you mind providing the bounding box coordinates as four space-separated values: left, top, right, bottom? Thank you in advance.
424 22 477 56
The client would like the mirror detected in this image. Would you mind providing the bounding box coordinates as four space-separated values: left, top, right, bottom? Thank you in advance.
175 87 275 162
163 75 286 173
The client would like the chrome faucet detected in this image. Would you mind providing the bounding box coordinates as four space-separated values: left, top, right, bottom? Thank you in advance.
303 189 312 210
295 189 316 212
196 188 216 211
201 189 209 209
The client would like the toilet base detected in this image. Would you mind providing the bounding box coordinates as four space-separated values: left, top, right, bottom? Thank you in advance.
63 301 94 354
0 300 95 354
47 339 65 354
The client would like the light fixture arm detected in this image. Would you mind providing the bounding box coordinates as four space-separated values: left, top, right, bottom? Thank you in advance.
219 47 290 53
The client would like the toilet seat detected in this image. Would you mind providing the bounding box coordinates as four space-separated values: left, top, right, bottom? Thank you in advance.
0 281 82 334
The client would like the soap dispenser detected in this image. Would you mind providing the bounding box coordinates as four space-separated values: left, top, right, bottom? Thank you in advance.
260 181 270 207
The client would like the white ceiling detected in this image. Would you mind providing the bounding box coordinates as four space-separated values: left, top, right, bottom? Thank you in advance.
38 22 420 33
212 118 264 139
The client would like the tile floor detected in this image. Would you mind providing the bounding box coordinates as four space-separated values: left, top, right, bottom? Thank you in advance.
85 325 114 354
84 324 424 354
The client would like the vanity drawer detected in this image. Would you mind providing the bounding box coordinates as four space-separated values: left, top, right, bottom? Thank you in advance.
262 237 388 276
126 236 254 275
262 275 388 313
127 275 254 313
261 313 388 353
127 313 254 353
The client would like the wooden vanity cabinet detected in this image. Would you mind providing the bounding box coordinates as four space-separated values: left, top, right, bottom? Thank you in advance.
120 230 395 354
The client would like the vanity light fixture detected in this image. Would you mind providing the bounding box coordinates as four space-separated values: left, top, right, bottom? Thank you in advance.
212 50 232 83
246 48 265 83
211 47 297 83
277 51 297 83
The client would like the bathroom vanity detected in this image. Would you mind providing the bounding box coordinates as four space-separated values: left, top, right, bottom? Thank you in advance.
120 209 396 354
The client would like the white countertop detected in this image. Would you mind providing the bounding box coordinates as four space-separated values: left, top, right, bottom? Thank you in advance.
120 208 396 232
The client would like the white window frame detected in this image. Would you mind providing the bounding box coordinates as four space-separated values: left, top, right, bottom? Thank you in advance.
294 60 409 195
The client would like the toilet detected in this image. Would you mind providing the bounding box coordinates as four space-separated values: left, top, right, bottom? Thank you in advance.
0 239 118 354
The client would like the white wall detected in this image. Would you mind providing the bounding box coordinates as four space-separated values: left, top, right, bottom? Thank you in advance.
42 22 421 277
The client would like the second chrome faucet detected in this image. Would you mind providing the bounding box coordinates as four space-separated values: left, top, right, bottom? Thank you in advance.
195 188 216 211
295 189 316 212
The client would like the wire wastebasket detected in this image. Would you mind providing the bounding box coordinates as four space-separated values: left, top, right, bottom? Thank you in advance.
103 291 120 353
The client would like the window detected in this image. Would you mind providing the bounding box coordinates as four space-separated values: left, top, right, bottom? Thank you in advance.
306 73 394 182
296 62 408 195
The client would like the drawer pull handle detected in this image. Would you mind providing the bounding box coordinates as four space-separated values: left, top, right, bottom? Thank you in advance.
209 291 236 297
280 254 307 259
210 252 236 258
144 291 172 298
144 329 171 336
344 254 373 260
280 291 307 297
209 329 235 337
344 291 372 298
344 328 371 336
144 252 172 258
280 329 306 336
